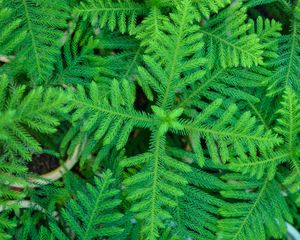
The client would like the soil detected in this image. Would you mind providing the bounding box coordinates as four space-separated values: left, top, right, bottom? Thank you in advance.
27 154 60 175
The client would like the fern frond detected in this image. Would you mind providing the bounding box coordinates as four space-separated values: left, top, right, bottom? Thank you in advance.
228 150 288 179
0 0 298 239
201 2 264 69
138 0 206 109
173 166 226 239
267 9 300 95
275 87 300 148
5 0 69 84
275 87 300 204
53 21 100 86
74 0 146 34
179 15 281 110
218 176 292 240
180 99 281 166
50 170 123 240
0 74 69 239
0 74 69 160
95 32 143 84
70 80 152 168
72 80 152 145
249 16 282 59
178 16 281 110
178 67 265 110
244 89 276 129
0 1 26 55
228 88 300 204
121 130 191 240
135 7 168 52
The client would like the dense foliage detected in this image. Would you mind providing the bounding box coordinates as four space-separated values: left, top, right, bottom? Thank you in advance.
0 0 299 239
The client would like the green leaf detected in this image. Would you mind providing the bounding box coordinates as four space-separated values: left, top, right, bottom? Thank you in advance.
218 176 292 240
51 170 123 240
201 3 263 69
74 0 146 34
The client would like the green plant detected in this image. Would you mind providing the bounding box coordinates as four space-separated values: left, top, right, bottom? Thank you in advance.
0 0 299 239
